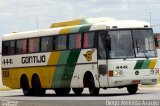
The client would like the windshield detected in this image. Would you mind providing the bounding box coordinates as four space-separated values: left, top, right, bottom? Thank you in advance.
107 29 157 59
108 30 134 58
132 29 157 58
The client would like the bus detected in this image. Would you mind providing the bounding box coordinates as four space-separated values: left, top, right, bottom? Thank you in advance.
1 17 159 96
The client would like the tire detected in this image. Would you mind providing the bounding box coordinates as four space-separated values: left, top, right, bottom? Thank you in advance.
88 75 99 96
72 88 83 95
32 75 46 96
127 84 138 94
55 88 71 96
20 75 33 96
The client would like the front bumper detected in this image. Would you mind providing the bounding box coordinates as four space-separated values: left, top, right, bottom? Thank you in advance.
108 75 159 87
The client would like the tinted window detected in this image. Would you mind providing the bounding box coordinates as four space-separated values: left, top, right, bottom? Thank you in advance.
29 38 40 53
55 35 67 50
16 39 27 54
83 32 95 48
69 33 81 49
41 36 53 52
2 41 15 55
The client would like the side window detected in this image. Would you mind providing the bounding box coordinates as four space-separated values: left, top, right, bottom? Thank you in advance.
55 35 67 50
41 36 53 52
2 41 15 55
16 39 27 54
69 33 82 49
29 38 40 53
83 32 95 48
2 41 9 55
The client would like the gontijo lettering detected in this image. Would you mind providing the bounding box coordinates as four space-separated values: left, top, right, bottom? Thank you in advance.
21 55 46 64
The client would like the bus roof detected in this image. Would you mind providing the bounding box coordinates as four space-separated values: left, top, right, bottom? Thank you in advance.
2 18 151 41
50 17 116 28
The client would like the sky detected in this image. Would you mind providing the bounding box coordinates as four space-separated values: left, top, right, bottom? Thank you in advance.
0 0 160 45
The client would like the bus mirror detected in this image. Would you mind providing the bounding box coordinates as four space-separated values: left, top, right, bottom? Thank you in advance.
154 36 158 47
106 37 111 51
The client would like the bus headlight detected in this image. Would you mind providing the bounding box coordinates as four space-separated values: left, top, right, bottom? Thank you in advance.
114 70 123 77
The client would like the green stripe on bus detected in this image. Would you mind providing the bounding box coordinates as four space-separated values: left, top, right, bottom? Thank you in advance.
79 24 92 32
60 50 81 87
141 60 150 69
52 66 65 88
52 51 70 88
57 51 70 64
66 50 81 64
134 60 144 69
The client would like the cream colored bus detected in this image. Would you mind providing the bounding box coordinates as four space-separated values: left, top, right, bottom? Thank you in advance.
1 17 158 96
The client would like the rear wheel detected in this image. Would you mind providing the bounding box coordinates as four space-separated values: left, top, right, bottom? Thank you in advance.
20 75 33 96
55 88 71 96
127 84 138 94
72 88 83 95
32 74 46 96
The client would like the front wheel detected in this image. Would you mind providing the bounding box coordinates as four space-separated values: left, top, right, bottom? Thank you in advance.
127 84 138 94
88 75 99 96
72 88 83 95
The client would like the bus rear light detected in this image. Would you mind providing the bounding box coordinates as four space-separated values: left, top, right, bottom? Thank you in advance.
109 70 113 77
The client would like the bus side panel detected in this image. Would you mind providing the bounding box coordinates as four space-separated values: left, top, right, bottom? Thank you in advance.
70 49 99 88
2 48 99 89
2 66 56 89
70 64 99 88
50 50 81 88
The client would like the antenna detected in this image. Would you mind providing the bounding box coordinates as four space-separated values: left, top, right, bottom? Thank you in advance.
149 11 152 25
36 17 39 30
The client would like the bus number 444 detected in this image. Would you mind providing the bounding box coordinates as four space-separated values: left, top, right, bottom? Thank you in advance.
2 59 13 65
116 65 128 69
